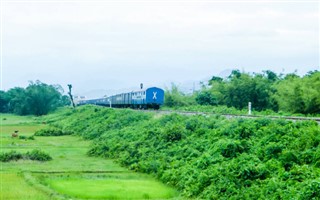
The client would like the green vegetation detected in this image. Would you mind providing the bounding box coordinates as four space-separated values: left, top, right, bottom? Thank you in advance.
165 70 320 116
53 106 320 199
164 83 196 107
0 173 49 200
1 70 320 199
0 80 69 115
38 173 178 199
1 113 179 199
0 150 52 162
34 127 73 136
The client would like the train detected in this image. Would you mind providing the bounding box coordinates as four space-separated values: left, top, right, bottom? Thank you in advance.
77 87 165 109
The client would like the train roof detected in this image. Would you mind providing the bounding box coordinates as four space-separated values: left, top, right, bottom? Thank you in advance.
113 87 163 95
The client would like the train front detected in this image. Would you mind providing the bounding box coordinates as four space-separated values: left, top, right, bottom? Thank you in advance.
145 87 164 109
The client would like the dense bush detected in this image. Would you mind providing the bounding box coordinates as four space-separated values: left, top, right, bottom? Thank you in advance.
25 149 52 161
0 151 23 162
52 106 320 199
34 127 73 136
0 150 52 162
18 135 35 140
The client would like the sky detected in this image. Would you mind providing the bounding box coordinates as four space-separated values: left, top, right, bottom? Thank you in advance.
0 0 319 97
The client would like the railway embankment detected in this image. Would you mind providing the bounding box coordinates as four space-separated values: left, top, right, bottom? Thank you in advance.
50 105 320 199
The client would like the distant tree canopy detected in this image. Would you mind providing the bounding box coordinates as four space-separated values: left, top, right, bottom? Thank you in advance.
164 83 196 107
1 81 70 115
273 71 320 114
0 90 9 112
195 90 217 106
166 70 320 115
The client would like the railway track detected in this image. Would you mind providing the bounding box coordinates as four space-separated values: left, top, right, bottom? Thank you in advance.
141 109 320 124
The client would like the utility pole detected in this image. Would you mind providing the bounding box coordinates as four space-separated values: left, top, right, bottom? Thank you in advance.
68 84 76 108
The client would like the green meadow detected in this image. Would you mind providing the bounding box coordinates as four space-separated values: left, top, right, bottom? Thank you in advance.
0 114 179 199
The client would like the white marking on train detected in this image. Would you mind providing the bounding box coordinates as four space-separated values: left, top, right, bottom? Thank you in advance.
153 92 157 99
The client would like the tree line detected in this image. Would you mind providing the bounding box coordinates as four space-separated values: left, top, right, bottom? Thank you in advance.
0 80 70 115
165 70 320 115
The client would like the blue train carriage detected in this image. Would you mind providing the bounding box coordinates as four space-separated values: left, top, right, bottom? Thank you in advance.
145 87 164 109
131 87 164 109
109 87 164 109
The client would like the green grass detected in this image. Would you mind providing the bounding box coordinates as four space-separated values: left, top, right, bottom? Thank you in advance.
0 173 48 200
0 113 180 199
0 113 39 125
40 173 178 199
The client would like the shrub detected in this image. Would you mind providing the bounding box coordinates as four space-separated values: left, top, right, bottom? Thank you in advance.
265 143 283 159
163 124 186 142
302 181 320 199
0 151 23 162
18 135 34 140
46 106 320 199
18 135 27 140
220 140 244 158
25 149 52 161
0 150 52 162
280 150 300 171
34 127 73 136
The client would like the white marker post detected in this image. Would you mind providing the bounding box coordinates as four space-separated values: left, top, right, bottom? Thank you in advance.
108 98 112 108
248 102 252 115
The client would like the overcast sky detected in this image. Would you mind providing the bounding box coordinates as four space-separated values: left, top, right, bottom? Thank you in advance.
0 0 319 97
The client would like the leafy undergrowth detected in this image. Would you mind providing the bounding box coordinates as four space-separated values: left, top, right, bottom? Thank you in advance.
162 105 320 118
34 127 73 136
0 150 52 162
52 105 320 199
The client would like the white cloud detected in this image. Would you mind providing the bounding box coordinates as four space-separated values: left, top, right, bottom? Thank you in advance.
1 1 319 92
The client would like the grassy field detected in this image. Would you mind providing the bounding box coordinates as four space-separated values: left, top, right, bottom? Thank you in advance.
0 114 179 199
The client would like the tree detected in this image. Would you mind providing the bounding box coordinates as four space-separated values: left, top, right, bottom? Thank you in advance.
4 81 69 116
224 72 255 109
209 76 223 85
6 87 29 115
195 91 217 106
25 81 66 115
208 71 277 111
265 71 320 114
164 83 196 107
0 91 9 112
263 70 278 82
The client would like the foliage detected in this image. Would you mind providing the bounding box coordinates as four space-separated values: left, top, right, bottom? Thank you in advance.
18 135 35 140
273 71 320 114
25 149 53 161
178 70 320 115
3 80 70 116
2 113 178 200
162 105 248 115
34 127 73 136
164 83 196 107
0 90 9 112
6 87 30 115
209 70 277 111
0 150 52 162
53 106 320 199
195 90 217 106
0 151 23 162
